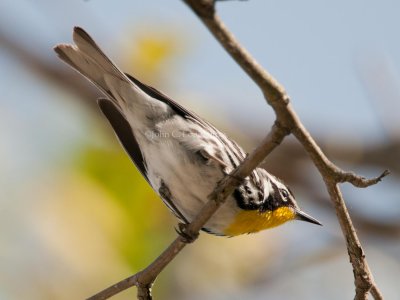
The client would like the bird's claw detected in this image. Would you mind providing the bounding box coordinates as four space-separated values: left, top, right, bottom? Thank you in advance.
175 223 198 243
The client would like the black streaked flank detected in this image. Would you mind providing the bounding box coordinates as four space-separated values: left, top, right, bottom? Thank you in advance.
159 180 188 224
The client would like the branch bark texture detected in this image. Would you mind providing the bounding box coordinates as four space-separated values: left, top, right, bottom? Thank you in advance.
88 1 388 299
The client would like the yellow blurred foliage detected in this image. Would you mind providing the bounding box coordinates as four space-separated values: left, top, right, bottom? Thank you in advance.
122 27 185 83
17 143 177 299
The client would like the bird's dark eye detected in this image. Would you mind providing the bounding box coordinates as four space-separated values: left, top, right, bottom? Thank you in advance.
280 189 289 200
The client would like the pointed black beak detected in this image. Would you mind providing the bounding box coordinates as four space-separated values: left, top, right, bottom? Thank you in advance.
295 210 322 226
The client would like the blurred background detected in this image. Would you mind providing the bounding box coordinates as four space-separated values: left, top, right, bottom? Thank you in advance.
0 0 399 299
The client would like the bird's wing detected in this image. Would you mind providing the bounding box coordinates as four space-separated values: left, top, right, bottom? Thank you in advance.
97 98 149 182
97 98 188 223
124 73 204 122
124 72 247 168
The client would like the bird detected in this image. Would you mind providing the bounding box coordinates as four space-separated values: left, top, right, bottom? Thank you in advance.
54 27 322 239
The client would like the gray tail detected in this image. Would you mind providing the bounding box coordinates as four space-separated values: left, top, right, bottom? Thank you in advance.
54 27 129 106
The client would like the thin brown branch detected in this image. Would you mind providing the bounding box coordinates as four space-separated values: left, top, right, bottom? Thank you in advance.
336 169 390 187
183 1 386 299
371 285 384 300
182 0 289 110
325 182 374 300
87 124 287 300
88 0 388 299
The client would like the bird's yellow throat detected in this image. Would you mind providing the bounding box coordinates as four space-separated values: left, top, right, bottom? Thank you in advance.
224 207 296 236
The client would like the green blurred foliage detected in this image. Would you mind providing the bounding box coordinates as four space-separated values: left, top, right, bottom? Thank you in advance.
74 143 175 270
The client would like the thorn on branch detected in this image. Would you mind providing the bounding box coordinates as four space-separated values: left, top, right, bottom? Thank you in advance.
337 169 390 188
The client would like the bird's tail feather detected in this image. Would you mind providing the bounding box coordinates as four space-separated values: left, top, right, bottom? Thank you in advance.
54 27 129 106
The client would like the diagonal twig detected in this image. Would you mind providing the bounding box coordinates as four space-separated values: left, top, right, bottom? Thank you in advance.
87 1 388 299
87 123 288 300
182 1 387 299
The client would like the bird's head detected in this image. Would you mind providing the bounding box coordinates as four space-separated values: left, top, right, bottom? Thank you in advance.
225 170 322 236
264 175 322 226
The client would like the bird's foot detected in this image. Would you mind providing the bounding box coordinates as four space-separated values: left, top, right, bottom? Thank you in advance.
175 223 198 243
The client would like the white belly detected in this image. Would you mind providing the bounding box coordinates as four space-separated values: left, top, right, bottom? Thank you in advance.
133 116 240 235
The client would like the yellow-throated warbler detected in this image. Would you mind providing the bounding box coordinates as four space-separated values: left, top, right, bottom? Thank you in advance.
54 27 321 238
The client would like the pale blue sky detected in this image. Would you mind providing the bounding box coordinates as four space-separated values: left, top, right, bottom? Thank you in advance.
0 2 399 299
1 0 399 185
1 0 400 142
